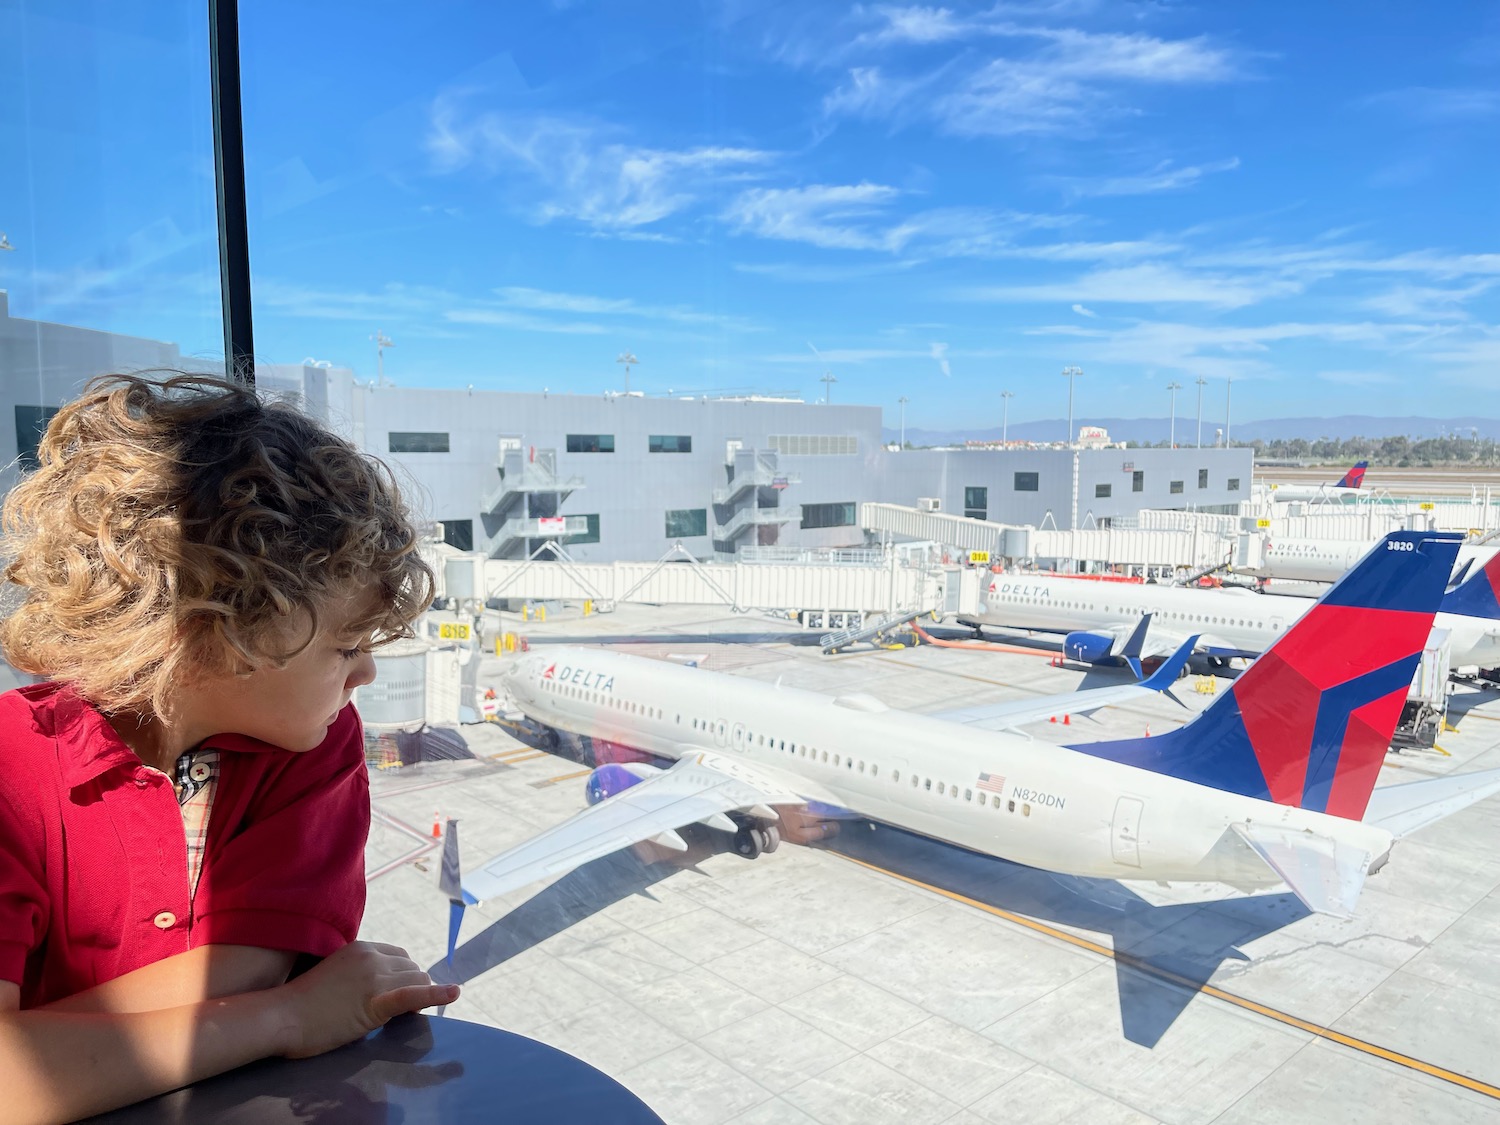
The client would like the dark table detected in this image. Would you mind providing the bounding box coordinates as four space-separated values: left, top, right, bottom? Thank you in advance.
85 1013 666 1124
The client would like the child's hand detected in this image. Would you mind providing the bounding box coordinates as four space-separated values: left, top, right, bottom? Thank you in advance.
276 941 459 1059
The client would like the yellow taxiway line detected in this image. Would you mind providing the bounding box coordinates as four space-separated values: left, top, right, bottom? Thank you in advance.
836 852 1500 1102
489 749 549 764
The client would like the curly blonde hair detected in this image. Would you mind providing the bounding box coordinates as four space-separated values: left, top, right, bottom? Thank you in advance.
1 373 434 719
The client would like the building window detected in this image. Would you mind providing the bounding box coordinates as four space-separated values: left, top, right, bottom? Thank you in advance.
389 431 449 453
801 502 857 529
964 486 987 520
1132 470 1144 492
1198 468 1209 489
1014 471 1039 492
1170 480 1184 494
1228 477 1241 491
14 405 61 471
567 514 601 543
649 435 692 453
665 508 708 538
440 519 473 552
566 434 614 453
1095 483 1112 499
769 434 857 456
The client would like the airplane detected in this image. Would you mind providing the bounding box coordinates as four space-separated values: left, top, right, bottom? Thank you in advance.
966 546 1500 672
437 530 1500 963
1265 461 1368 503
1234 536 1496 586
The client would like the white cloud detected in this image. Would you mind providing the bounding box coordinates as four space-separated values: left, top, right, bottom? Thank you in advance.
426 94 774 230
1317 370 1398 386
723 182 912 250
819 22 1239 137
1072 303 1097 317
961 262 1303 309
1359 86 1500 120
1059 157 1241 198
493 286 757 330
929 341 952 376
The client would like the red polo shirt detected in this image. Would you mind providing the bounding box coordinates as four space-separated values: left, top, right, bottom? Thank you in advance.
0 683 370 1009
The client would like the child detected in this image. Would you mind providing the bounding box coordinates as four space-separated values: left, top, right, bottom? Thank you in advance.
0 373 459 1123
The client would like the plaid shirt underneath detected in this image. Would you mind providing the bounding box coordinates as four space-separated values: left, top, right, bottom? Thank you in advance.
171 748 221 897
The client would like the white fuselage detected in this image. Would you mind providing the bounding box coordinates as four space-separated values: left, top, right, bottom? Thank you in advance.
1267 484 1362 503
1242 539 1497 585
980 574 1500 668
503 649 1393 893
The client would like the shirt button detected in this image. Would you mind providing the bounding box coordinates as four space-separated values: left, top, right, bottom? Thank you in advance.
189 762 211 783
153 911 177 930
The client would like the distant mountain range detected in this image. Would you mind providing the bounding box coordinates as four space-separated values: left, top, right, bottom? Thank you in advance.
884 416 1500 447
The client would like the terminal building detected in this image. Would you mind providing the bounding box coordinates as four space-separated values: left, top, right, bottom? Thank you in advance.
3 293 1252 561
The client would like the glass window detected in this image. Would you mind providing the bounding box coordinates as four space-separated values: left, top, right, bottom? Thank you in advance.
1228 478 1241 491
566 434 615 453
1014 471 1039 492
1095 483 1112 499
964 486 987 520
800 502 857 529
665 508 708 537
13 406 61 472
1132 471 1145 492
566 514 601 544
440 518 473 552
1169 480 1185 494
648 434 692 453
389 431 449 453
1198 468 1209 488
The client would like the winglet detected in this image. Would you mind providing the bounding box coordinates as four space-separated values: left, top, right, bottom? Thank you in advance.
1141 633 1199 693
1121 613 1153 680
438 817 476 964
1440 548 1500 620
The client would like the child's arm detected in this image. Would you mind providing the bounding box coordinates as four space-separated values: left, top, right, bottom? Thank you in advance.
42 944 296 1013
0 940 458 1125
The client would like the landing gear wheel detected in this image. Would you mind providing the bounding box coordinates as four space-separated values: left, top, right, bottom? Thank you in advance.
756 825 781 854
733 826 764 859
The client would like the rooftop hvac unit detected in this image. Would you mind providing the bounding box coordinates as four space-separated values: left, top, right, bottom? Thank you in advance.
917 497 942 513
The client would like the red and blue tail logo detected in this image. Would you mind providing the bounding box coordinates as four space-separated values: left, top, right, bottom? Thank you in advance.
1336 461 1368 489
1440 549 1500 620
1072 531 1462 820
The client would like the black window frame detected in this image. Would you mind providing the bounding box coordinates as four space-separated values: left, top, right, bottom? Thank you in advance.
1170 480 1185 494
664 508 708 538
388 431 450 453
648 434 692 454
1132 470 1144 492
1198 468 1209 489
440 518 473 552
1095 483 1112 499
566 433 615 453
1228 477 1241 491
1013 471 1039 492
800 501 858 530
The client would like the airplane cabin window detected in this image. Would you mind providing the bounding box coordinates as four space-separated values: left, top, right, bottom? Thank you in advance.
1023 804 1032 817
833 754 841 767
871 765 878 778
892 770 900 782
978 793 986 806
1008 800 1016 813
937 782 944 795
924 779 932 791
965 789 972 801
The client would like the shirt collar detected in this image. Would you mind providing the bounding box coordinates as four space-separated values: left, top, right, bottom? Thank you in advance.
40 683 291 790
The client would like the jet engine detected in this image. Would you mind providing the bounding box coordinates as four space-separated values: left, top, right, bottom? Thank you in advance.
1062 630 1115 665
584 762 662 805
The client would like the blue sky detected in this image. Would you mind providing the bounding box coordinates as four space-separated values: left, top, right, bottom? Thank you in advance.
3 1 1499 428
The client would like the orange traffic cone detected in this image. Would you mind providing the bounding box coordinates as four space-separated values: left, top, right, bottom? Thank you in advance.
1063 714 1071 725
1049 715 1057 723
431 813 442 839
1144 724 1152 737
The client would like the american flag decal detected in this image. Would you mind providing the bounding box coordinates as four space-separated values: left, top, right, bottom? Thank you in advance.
977 772 1005 793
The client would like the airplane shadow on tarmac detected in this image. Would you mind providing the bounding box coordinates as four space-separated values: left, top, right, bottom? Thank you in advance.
429 815 1306 1050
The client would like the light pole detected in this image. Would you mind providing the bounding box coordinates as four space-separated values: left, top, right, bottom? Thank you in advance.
616 351 638 393
897 396 908 448
371 331 393 386
1061 366 1082 444
1224 375 1233 447
820 370 837 403
1001 390 1014 445
1167 381 1181 448
1194 375 1207 448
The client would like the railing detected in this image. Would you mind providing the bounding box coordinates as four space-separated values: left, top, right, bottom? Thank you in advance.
481 449 586 514
713 506 793 541
480 515 591 558
712 465 802 505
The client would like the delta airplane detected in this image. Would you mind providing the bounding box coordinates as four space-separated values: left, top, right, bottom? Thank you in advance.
968 546 1500 671
1235 537 1497 586
439 531 1500 959
1267 461 1368 503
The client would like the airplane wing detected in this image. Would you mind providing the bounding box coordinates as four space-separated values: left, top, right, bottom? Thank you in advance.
1229 822 1375 919
456 752 801 908
928 635 1197 733
1361 768 1500 839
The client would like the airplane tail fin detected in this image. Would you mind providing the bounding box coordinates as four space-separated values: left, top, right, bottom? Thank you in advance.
1439 548 1500 619
437 818 476 963
1071 531 1462 820
1336 461 1368 489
